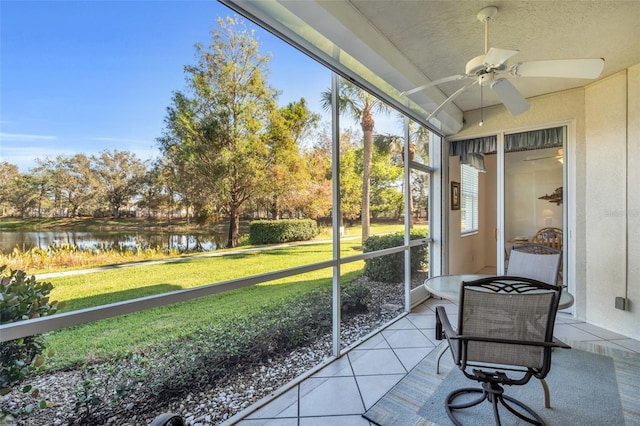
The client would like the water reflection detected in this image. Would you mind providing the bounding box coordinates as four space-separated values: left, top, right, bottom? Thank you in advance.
0 230 227 255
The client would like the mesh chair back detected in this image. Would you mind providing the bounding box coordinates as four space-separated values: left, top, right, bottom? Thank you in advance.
507 245 561 286
459 280 557 369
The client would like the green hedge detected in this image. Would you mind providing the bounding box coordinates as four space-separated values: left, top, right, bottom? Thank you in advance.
249 219 319 245
363 230 429 283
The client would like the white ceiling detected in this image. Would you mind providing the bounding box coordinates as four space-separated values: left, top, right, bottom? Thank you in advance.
224 1 640 133
348 1 640 111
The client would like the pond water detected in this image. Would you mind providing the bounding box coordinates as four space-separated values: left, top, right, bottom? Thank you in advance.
0 229 228 255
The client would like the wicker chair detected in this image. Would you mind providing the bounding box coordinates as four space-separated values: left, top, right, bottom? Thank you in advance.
531 227 563 251
507 244 562 287
435 276 570 425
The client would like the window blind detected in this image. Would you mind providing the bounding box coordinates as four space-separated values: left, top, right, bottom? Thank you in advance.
461 164 479 234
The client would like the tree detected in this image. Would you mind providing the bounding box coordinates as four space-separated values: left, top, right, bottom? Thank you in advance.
29 164 53 218
321 79 390 243
158 16 276 248
336 129 364 226
407 121 431 223
46 154 97 217
297 124 333 220
370 137 404 219
261 99 320 218
374 117 431 226
92 150 147 218
7 174 39 218
0 162 19 216
374 133 411 223
137 162 166 218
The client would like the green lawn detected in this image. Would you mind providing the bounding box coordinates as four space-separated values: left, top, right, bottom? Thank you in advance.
6 220 427 369
44 239 365 368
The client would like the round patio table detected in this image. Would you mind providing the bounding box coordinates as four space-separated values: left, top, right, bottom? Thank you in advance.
424 273 574 310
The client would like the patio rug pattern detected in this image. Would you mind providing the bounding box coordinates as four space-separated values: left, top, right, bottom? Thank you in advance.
363 340 640 425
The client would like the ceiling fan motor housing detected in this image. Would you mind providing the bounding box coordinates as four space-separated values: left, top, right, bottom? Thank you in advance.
466 54 487 75
478 72 495 86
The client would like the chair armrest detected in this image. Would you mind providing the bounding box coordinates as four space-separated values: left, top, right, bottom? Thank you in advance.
436 306 460 364
448 334 572 350
552 337 571 349
435 306 456 340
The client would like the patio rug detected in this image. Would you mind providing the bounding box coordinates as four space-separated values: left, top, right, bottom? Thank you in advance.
363 340 640 425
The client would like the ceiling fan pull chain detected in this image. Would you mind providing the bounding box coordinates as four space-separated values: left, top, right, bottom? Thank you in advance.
479 85 484 127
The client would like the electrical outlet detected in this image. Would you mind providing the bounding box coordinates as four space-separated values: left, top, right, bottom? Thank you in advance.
615 297 626 310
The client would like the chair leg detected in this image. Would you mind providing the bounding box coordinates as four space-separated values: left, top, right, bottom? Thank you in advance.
435 344 449 374
500 394 545 425
445 388 488 426
539 378 550 408
446 383 547 426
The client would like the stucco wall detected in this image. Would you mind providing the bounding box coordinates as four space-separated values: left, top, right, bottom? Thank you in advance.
585 65 640 339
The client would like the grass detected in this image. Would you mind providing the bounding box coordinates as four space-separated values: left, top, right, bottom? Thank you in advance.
47 240 361 311
42 239 366 368
2 219 427 370
45 267 363 369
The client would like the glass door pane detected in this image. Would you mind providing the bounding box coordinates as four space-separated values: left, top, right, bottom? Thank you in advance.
504 146 564 265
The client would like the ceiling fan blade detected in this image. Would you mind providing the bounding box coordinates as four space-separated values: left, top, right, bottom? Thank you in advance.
524 155 562 161
426 80 478 120
483 47 519 68
510 58 605 79
401 74 468 96
490 78 530 116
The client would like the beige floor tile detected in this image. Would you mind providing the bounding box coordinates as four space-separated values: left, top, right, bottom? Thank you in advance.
381 328 433 348
355 373 405 409
348 348 406 376
299 376 364 417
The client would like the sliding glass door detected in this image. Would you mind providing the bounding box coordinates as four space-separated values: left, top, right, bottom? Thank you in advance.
502 128 565 280
448 127 566 279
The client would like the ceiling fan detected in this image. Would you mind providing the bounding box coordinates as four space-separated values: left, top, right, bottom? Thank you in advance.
524 148 563 162
401 6 605 122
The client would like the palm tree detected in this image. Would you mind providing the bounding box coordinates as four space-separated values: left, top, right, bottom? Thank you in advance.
374 115 431 228
321 79 390 243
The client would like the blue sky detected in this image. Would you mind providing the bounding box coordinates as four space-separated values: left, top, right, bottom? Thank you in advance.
0 1 340 172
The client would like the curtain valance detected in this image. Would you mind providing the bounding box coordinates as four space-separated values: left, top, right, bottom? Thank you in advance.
505 127 564 152
448 127 565 172
449 136 496 157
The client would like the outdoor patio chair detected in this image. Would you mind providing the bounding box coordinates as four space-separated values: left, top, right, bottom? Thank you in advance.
507 244 562 287
149 413 185 426
435 276 570 425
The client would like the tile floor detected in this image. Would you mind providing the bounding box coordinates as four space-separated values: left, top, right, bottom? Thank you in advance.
233 297 640 425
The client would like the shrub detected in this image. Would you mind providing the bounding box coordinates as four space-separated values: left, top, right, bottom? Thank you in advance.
0 265 64 395
249 219 319 245
362 230 429 282
341 283 371 314
43 280 379 422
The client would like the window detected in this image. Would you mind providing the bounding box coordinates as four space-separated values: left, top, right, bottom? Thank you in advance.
460 164 478 234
